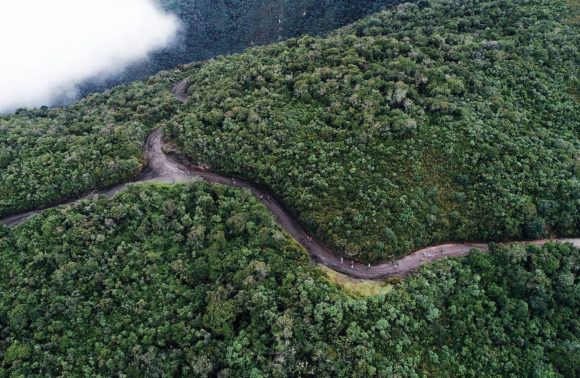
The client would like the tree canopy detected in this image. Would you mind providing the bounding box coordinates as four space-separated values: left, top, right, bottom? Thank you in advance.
166 0 580 262
1 1 579 374
0 67 187 217
78 0 408 97
1 182 578 376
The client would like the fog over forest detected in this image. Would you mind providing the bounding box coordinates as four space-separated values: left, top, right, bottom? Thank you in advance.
0 0 178 112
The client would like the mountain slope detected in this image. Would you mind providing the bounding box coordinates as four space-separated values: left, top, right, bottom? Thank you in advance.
0 68 188 217
0 1 579 374
77 0 408 99
1 182 578 376
167 0 580 262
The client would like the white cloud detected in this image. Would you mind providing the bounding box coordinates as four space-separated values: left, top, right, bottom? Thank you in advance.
0 0 179 112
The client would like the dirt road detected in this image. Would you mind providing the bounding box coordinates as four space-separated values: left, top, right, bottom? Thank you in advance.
171 77 189 103
2 79 579 280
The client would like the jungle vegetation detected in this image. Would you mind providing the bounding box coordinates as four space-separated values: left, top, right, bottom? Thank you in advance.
166 0 580 261
1 0 578 376
156 0 404 60
0 67 188 217
79 0 404 97
1 182 578 376
1 0 577 263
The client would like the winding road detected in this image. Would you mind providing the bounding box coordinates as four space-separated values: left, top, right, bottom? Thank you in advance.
2 78 579 280
171 77 190 103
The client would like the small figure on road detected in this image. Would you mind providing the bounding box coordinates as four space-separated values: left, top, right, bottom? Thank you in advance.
308 236 312 242
340 257 344 265
367 263 371 270
350 262 354 269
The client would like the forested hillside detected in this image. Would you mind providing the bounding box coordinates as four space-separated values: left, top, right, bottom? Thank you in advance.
167 0 580 262
1 0 578 263
1 182 578 376
0 67 188 217
157 0 401 59
1 0 579 376
79 0 403 97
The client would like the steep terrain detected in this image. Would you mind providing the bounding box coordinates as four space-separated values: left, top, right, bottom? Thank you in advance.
2 1 577 265
1 183 578 376
78 0 407 98
168 0 580 262
0 0 579 375
3 84 578 279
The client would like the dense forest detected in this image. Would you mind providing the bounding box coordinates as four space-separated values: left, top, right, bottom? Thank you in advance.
0 67 189 217
78 0 403 97
156 0 402 60
1 0 579 374
2 0 579 263
0 0 404 216
166 0 580 261
1 182 578 376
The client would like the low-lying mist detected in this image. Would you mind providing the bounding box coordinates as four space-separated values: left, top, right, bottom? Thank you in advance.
0 0 179 113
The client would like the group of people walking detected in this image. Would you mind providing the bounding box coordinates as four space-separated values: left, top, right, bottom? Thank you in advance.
338 256 371 270
302 234 376 271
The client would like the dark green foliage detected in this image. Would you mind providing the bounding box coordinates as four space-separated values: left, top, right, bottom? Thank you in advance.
157 0 402 61
526 216 546 238
79 0 405 96
166 0 580 262
0 69 186 217
1 1 578 375
0 182 578 376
